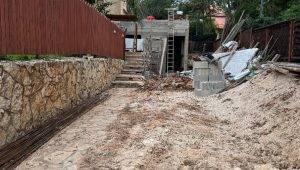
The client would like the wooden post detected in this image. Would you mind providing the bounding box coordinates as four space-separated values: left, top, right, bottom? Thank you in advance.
288 20 295 62
250 28 253 48
184 28 189 71
265 28 270 49
239 31 242 47
133 22 138 52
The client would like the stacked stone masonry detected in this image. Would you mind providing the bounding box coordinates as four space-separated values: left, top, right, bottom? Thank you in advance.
0 58 124 148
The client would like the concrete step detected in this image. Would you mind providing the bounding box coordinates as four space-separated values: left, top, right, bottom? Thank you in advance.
125 60 144 65
112 80 144 87
126 55 143 60
126 52 143 56
126 58 144 61
121 69 143 74
124 65 144 69
116 74 145 81
126 52 143 59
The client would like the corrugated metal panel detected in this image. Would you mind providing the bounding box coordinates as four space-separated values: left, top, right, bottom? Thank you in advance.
0 0 125 59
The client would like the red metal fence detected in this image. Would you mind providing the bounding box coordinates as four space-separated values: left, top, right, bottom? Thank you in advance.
0 0 125 59
235 19 300 62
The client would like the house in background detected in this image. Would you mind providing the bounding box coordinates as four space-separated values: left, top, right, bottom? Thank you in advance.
212 13 226 38
107 0 127 15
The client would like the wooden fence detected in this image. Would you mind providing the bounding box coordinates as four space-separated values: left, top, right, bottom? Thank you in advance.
236 19 300 62
0 0 125 59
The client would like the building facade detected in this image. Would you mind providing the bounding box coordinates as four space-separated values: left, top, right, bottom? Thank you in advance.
107 0 127 15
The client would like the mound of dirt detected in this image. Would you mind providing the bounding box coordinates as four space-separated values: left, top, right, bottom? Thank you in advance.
202 70 300 169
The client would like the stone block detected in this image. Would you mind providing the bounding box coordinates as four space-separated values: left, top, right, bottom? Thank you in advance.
0 110 10 129
200 82 212 90
11 83 23 113
193 60 226 97
0 58 124 147
213 81 226 90
209 75 224 82
193 61 209 69
0 96 10 110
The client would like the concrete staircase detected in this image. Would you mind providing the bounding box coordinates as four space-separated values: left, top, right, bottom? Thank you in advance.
112 52 145 87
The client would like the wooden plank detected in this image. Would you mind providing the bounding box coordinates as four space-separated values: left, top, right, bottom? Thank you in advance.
159 38 167 75
288 20 295 62
0 0 6 54
18 0 25 54
6 0 12 53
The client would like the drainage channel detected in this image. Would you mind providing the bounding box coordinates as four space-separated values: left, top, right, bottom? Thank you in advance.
0 93 110 169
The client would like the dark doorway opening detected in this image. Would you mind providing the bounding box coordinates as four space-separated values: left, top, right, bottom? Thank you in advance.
126 35 142 39
174 36 185 71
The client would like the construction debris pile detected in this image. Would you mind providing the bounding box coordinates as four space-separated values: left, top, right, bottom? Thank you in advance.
192 13 300 97
141 74 193 91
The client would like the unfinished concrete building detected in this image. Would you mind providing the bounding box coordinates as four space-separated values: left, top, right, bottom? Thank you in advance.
116 17 189 75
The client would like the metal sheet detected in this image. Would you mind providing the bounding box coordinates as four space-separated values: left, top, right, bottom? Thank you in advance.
220 48 259 76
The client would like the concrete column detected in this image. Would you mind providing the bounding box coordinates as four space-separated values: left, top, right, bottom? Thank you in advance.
184 28 189 71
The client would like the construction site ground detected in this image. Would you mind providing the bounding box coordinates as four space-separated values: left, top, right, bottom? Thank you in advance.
17 71 300 169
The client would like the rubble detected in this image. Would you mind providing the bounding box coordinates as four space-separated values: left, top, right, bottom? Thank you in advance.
178 70 193 79
140 74 193 91
190 12 290 97
269 62 300 74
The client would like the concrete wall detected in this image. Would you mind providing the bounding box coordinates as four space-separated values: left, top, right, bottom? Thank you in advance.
117 20 190 37
0 58 124 148
117 19 190 71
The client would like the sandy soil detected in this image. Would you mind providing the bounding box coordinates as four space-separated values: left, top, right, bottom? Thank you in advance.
17 71 300 169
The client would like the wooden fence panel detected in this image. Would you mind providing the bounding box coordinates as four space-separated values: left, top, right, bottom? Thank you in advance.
293 20 300 61
235 19 300 62
0 0 125 59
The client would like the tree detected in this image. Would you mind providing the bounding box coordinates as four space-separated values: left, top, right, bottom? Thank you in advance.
85 0 112 14
85 0 96 4
179 0 217 35
215 0 300 28
127 0 177 20
280 0 300 21
94 0 112 14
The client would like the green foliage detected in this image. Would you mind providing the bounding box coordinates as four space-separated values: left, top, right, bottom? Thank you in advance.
188 16 217 35
84 0 112 14
85 0 96 4
202 18 217 34
178 0 217 35
94 1 112 14
280 1 300 20
215 0 300 29
0 55 36 61
0 55 65 61
127 0 177 20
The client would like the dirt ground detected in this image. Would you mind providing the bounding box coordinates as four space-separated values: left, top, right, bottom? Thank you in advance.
17 71 300 170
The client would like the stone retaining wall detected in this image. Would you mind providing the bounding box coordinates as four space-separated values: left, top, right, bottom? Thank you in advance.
0 58 124 148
